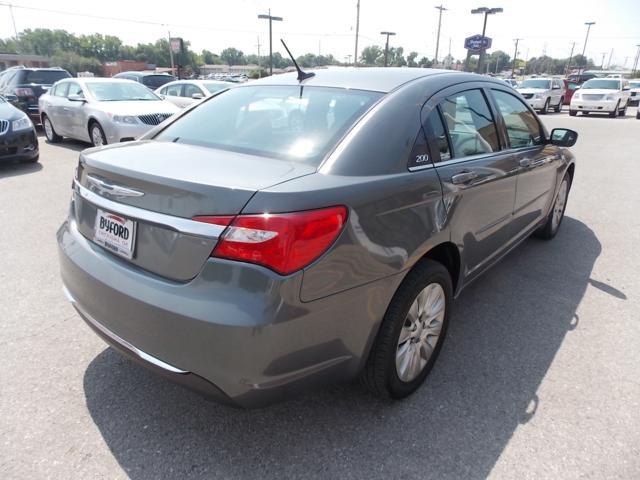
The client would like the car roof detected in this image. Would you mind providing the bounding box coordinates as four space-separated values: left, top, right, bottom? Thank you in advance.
116 71 172 77
57 77 138 84
249 67 455 93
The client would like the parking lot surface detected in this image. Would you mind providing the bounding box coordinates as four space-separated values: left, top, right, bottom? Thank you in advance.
1 108 639 479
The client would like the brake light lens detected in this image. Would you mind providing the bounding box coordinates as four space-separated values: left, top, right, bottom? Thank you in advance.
194 206 348 275
14 87 34 97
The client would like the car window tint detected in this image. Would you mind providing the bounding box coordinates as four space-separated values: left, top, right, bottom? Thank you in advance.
183 84 203 97
423 108 451 162
67 82 84 98
492 90 543 148
439 89 499 158
164 84 182 96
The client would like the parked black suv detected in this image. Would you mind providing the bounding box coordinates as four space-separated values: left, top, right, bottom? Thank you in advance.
113 71 175 89
0 67 72 123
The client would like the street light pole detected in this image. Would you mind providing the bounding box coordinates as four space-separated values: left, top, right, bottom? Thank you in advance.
354 0 360 66
258 9 283 76
380 31 396 67
632 45 640 76
471 7 503 74
565 41 575 76
579 21 595 76
511 38 522 77
434 5 448 65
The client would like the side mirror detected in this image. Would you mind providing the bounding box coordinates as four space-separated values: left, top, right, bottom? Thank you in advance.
191 92 204 100
550 128 578 148
4 93 19 103
68 94 86 102
158 94 165 99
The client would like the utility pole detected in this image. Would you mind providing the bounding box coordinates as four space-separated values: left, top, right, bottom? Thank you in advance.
633 45 640 76
167 30 174 76
258 9 283 75
256 37 261 78
566 41 575 76
511 38 521 77
607 48 614 69
579 21 595 76
380 31 396 67
471 7 504 74
600 52 607 69
354 0 360 66
434 5 448 65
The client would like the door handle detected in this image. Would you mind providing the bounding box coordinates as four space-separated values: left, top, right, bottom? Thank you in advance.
451 171 478 185
519 158 532 167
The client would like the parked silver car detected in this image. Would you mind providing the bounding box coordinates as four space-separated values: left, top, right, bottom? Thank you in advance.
39 78 180 146
155 80 231 108
517 78 565 114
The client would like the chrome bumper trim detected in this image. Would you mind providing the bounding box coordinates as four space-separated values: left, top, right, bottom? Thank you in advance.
63 284 188 374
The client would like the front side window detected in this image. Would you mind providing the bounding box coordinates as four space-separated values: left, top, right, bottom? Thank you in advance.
183 84 203 98
439 89 499 158
54 82 69 97
156 85 382 165
492 90 543 148
164 83 182 97
67 82 84 98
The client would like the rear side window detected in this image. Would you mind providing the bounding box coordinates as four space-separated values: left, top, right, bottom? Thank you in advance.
24 70 70 84
423 109 451 162
156 85 383 165
439 89 500 158
491 90 543 148
183 84 203 97
164 83 182 96
54 83 69 97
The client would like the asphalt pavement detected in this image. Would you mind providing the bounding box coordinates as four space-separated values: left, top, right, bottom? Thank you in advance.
1 107 639 480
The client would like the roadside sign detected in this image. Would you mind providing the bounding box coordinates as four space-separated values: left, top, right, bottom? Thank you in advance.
170 38 184 54
464 35 492 53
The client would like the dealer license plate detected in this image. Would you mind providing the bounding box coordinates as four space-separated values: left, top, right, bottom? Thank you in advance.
93 209 136 259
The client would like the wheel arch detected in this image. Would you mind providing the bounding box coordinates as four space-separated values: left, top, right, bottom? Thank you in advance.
417 241 461 295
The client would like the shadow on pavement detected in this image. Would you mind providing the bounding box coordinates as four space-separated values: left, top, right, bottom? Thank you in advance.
83 217 604 479
0 160 42 179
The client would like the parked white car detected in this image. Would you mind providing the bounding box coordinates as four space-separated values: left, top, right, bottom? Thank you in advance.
569 78 631 117
628 79 640 106
516 78 565 114
39 78 180 146
155 80 231 108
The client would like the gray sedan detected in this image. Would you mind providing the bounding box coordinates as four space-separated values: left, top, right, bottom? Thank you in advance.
58 68 578 407
39 78 179 146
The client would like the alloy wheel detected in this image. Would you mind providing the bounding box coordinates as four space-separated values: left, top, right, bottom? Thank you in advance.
44 118 53 141
91 125 105 146
552 178 568 232
395 283 445 382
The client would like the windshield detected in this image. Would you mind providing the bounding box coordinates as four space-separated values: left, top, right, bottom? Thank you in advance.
520 80 551 89
203 82 230 94
141 75 175 89
155 85 383 165
87 82 160 101
582 79 620 90
24 70 70 84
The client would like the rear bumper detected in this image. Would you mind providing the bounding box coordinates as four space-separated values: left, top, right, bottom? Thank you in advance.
0 128 39 162
58 210 400 407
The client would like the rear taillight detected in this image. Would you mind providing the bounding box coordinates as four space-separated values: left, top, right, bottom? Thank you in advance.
194 206 348 275
14 87 34 97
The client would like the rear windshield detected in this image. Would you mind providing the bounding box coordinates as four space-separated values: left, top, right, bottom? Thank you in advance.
141 75 175 89
22 70 70 85
155 85 383 165
520 79 551 89
582 79 620 90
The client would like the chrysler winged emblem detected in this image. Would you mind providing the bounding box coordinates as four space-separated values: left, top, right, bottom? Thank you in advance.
87 175 145 197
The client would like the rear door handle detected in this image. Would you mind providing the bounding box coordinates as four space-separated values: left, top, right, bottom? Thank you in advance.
451 171 478 185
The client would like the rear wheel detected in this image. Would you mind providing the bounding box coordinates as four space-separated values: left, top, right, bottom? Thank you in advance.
569 109 577 116
554 97 563 113
360 259 452 399
636 109 640 119
540 98 550 114
43 115 61 143
89 122 107 147
619 101 627 117
535 173 571 240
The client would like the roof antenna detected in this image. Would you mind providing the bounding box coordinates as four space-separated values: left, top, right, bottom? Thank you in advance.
280 39 315 81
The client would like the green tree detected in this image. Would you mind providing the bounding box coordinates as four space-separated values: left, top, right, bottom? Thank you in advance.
407 51 419 68
220 48 246 66
360 45 383 65
51 51 101 75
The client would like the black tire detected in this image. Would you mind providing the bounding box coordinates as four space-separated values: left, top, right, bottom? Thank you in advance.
609 101 619 118
554 97 563 113
636 109 640 120
89 121 107 146
539 98 550 114
569 109 577 116
360 259 452 399
535 172 571 240
619 101 627 117
42 115 61 143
